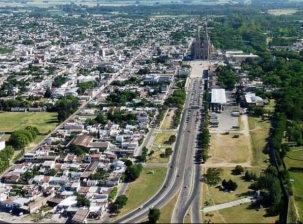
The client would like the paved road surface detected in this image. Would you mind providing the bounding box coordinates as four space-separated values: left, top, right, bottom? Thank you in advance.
112 60 210 224
113 75 200 223
171 60 211 224
171 63 205 223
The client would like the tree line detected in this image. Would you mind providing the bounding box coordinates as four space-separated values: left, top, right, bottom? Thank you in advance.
47 96 79 122
9 126 39 150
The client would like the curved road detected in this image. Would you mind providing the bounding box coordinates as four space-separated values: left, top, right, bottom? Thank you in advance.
113 77 197 223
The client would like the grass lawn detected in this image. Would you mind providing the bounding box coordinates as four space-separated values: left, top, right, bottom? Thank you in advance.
114 167 167 219
288 196 300 223
147 146 170 163
264 99 276 112
153 133 175 146
202 167 260 205
158 190 179 223
147 133 174 163
161 109 175 130
184 213 191 223
209 133 251 164
141 189 180 223
0 112 58 134
284 148 303 220
248 117 270 167
284 147 303 167
204 204 278 223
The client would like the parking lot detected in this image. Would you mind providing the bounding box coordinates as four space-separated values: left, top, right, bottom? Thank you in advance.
209 90 239 133
209 107 239 133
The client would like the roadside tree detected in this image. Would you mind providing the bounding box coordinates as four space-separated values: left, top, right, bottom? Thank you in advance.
203 168 223 186
148 208 161 224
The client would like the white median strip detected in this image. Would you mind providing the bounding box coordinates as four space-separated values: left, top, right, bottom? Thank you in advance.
202 197 254 213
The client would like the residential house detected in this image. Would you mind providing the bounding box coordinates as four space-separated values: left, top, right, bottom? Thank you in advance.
136 111 149 123
86 180 98 186
2 174 20 184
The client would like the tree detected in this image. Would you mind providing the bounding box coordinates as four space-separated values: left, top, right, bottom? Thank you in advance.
203 168 223 186
114 195 128 210
44 87 52 98
124 160 133 167
1 146 14 160
125 164 143 182
95 114 107 125
244 171 257 181
253 107 264 117
9 130 30 149
109 187 118 202
25 126 40 136
69 167 78 172
222 179 227 188
148 208 161 223
244 170 251 181
227 179 238 191
222 179 238 191
21 170 34 181
165 148 173 156
46 169 57 176
233 165 244 175
76 194 90 208
168 135 176 144
74 147 85 156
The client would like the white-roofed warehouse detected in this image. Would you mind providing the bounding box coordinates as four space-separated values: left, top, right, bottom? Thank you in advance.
211 89 227 104
210 88 226 113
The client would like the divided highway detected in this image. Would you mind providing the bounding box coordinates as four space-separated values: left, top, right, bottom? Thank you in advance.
171 77 203 224
113 76 202 223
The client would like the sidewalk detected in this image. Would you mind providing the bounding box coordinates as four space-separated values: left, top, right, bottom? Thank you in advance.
202 197 254 213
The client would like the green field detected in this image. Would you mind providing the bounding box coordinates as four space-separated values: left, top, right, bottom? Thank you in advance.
284 148 303 221
211 204 278 223
248 117 270 167
202 167 261 206
114 167 167 219
0 112 58 134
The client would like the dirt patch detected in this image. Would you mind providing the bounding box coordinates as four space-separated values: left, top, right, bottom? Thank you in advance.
206 115 253 167
208 133 251 165
161 109 176 130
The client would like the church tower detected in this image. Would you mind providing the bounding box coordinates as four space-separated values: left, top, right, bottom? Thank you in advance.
193 26 202 59
191 22 213 60
202 22 211 60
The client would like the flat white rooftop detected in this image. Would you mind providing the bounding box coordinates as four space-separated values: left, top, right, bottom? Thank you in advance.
211 89 227 104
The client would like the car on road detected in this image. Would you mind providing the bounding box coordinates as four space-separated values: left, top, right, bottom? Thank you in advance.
139 206 143 209
164 184 168 188
177 174 180 177
185 185 188 188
